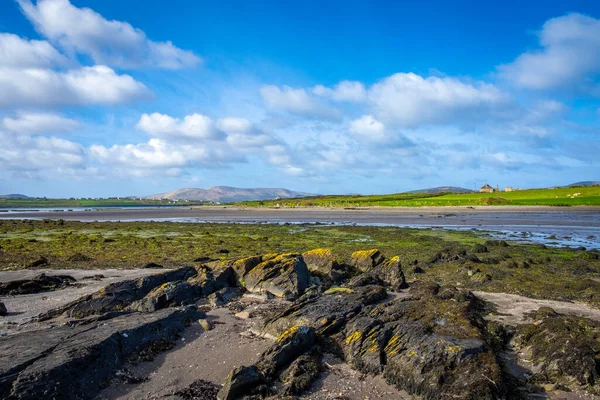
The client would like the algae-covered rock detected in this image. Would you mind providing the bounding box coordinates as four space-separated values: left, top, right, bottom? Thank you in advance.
280 351 322 396
207 286 242 307
515 308 600 389
127 281 199 312
257 325 316 378
217 365 262 400
350 249 384 272
349 256 407 290
37 267 197 320
243 254 310 300
302 248 336 276
187 264 234 297
262 281 506 399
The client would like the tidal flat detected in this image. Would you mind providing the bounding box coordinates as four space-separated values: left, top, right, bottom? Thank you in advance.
1 219 599 306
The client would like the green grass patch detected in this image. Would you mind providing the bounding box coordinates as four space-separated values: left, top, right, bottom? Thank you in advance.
240 186 600 207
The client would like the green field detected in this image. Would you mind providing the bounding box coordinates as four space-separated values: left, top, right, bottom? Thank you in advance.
0 198 208 209
241 186 600 207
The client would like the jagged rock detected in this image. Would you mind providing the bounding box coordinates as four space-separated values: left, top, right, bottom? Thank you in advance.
349 256 407 290
514 308 600 389
217 365 262 400
218 326 317 399
262 285 387 338
302 249 336 276
207 287 242 307
127 281 199 312
243 254 310 300
0 307 199 400
262 282 506 399
187 265 234 297
37 267 197 320
280 351 323 396
0 302 6 316
257 326 316 379
0 273 76 296
350 249 384 272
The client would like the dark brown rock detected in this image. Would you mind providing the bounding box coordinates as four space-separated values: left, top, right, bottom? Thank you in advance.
243 254 310 300
1 307 199 400
217 365 262 400
0 273 76 296
37 267 196 320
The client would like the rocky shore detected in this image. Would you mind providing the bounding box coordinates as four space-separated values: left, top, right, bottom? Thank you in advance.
1 248 600 399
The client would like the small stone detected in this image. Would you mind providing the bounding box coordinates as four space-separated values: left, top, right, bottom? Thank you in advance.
234 311 252 320
199 318 213 331
0 302 7 316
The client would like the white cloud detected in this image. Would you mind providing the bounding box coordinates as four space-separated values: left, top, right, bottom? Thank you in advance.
216 117 254 134
0 32 68 68
2 112 80 134
0 130 84 171
260 85 339 118
136 113 224 140
91 112 297 177
368 72 508 127
18 0 201 69
349 115 385 136
313 80 367 101
499 13 600 91
0 65 150 108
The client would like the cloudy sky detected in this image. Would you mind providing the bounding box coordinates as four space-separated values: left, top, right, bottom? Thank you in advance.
1 0 599 197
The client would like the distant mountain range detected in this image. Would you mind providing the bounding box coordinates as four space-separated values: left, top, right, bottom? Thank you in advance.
145 186 314 202
0 194 30 199
565 181 600 187
406 186 474 194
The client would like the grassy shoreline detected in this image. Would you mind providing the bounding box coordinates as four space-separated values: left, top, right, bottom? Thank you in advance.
241 186 600 207
1 219 599 307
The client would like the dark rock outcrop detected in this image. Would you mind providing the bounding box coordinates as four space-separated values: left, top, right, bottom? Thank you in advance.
37 267 196 320
0 273 76 296
242 254 311 300
0 302 6 316
0 307 200 400
348 256 407 290
350 249 384 272
218 325 317 400
127 281 199 312
302 249 336 276
217 365 262 400
261 281 506 400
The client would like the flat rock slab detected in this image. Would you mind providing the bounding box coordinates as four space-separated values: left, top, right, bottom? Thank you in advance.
0 269 162 335
0 307 198 400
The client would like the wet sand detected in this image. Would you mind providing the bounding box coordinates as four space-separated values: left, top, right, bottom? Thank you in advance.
2 205 599 227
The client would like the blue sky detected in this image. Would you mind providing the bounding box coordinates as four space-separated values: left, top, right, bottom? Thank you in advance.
0 0 599 197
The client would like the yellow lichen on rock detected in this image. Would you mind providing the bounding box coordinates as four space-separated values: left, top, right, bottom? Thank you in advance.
277 325 299 343
345 331 362 344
